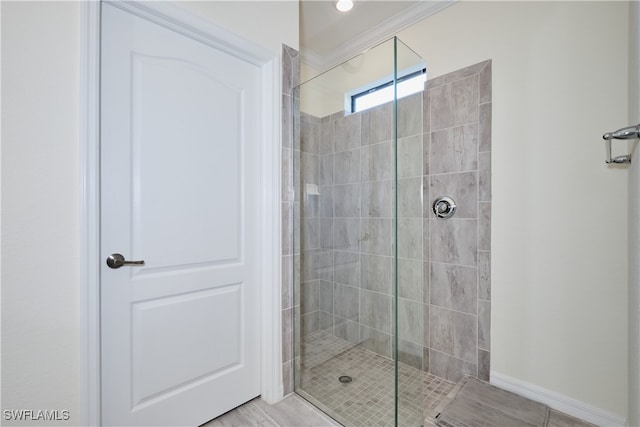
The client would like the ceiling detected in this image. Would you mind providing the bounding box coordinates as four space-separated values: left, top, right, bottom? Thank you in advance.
300 0 455 71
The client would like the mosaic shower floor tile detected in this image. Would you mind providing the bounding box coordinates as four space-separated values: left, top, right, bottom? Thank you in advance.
297 331 455 427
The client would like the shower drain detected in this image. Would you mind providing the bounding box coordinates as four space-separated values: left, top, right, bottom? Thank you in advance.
338 375 352 383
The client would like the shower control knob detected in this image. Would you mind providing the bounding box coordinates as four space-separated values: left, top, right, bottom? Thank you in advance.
433 196 457 219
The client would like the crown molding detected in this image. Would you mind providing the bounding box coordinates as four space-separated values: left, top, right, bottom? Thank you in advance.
301 0 456 72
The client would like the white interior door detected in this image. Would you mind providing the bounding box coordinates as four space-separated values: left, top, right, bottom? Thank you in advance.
100 3 261 425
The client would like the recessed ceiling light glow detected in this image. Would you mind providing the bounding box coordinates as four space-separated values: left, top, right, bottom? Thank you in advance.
336 0 353 12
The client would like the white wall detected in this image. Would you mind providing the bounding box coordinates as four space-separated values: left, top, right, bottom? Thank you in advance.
0 1 297 424
1 2 81 424
398 1 629 418
627 1 640 425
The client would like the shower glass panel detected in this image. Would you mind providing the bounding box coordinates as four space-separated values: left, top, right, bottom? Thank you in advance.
293 37 428 427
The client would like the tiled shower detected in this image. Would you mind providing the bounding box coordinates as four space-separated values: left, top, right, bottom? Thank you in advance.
282 39 491 426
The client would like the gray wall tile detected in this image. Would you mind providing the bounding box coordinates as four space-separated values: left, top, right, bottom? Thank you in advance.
429 349 477 383
283 360 293 395
282 202 293 255
479 102 492 152
360 289 391 333
333 184 361 217
302 217 320 250
301 117 320 154
282 148 294 202
398 298 424 344
294 255 301 307
334 283 359 321
361 141 392 181
293 203 300 255
479 300 491 351
334 250 360 287
398 218 423 259
283 307 293 363
429 172 478 219
479 152 491 202
429 83 452 131
320 186 333 218
301 281 319 314
479 61 492 104
361 254 392 294
361 180 392 218
301 250 318 282
360 325 391 358
282 45 294 93
479 202 491 251
423 302 430 348
478 250 491 301
430 305 477 363
423 347 430 372
397 177 423 218
317 249 334 282
334 218 360 252
334 317 359 344
293 98 301 151
423 132 430 176
320 120 334 155
302 312 319 336
423 89 431 134
430 219 478 266
334 149 361 184
319 154 334 186
361 218 392 256
478 349 490 381
319 280 333 313
320 219 334 249
282 255 293 310
293 149 301 201
430 124 478 174
423 261 430 304
319 311 333 332
362 103 392 145
430 262 478 314
451 75 478 126
398 135 423 178
334 113 361 152
398 257 423 301
398 339 423 370
398 92 423 138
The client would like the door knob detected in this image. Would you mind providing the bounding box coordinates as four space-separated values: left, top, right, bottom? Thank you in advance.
106 253 145 269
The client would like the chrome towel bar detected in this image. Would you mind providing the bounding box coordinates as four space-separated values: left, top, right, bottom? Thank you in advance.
602 124 639 164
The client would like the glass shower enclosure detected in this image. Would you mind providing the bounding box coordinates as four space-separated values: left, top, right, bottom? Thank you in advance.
292 37 446 427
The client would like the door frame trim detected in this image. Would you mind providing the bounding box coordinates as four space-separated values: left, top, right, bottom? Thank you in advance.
80 2 283 425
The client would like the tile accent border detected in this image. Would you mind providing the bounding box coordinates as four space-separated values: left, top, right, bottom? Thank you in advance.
281 44 300 396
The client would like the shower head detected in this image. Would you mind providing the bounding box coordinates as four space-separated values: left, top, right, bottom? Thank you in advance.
603 124 640 140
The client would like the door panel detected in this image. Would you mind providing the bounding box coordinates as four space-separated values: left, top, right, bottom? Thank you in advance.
131 284 243 407
100 4 261 425
132 54 242 268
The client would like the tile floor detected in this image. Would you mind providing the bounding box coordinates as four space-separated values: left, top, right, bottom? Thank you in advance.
206 331 597 427
297 332 453 426
201 394 339 427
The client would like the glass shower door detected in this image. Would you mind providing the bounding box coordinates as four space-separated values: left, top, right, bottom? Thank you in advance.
293 37 427 427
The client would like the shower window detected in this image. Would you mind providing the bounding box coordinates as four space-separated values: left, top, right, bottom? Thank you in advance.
348 67 426 113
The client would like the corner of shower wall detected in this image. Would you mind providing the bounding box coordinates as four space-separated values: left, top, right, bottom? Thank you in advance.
281 43 300 396
423 59 492 383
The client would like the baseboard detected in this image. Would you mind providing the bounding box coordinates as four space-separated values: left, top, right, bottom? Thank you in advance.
490 371 627 427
